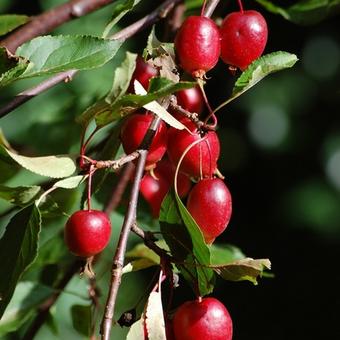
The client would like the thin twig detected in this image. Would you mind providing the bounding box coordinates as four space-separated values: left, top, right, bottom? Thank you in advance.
169 95 216 131
0 0 181 119
131 223 173 262
95 151 140 170
1 0 115 53
100 117 161 340
104 162 135 215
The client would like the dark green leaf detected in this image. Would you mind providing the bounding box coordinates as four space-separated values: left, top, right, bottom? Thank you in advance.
256 0 340 25
0 281 53 336
103 0 142 38
0 14 29 36
0 47 29 87
16 35 123 79
214 52 298 113
95 78 195 127
0 185 41 206
211 258 271 285
160 192 215 297
2 145 76 178
0 205 41 318
71 304 91 336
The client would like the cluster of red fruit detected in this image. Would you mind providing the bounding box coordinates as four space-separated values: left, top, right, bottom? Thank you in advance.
120 56 232 245
63 6 268 339
175 9 268 77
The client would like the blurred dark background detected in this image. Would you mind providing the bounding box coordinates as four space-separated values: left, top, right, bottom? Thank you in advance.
1 0 340 339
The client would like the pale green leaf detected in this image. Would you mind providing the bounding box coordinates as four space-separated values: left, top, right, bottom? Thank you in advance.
145 292 166 340
3 146 76 178
126 318 145 340
16 35 123 78
53 175 87 189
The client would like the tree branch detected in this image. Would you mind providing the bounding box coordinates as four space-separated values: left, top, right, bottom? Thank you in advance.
0 0 181 119
100 116 161 340
0 0 115 53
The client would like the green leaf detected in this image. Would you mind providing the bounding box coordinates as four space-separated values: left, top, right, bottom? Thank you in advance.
16 35 123 79
256 0 340 25
0 47 29 87
106 52 137 104
0 185 41 206
214 52 298 113
71 304 91 336
0 281 53 336
160 192 214 297
123 240 169 273
0 204 41 318
2 145 76 178
145 292 166 340
209 243 246 264
103 0 142 38
211 258 271 285
53 175 87 189
126 317 145 340
95 78 196 127
0 14 29 36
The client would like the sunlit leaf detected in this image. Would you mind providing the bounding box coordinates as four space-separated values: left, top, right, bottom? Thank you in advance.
16 35 123 78
53 175 87 189
126 317 145 340
3 146 76 178
145 292 166 340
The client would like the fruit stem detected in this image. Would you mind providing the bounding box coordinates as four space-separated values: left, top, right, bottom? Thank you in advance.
200 0 207 16
87 165 96 211
197 79 218 129
237 0 244 13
